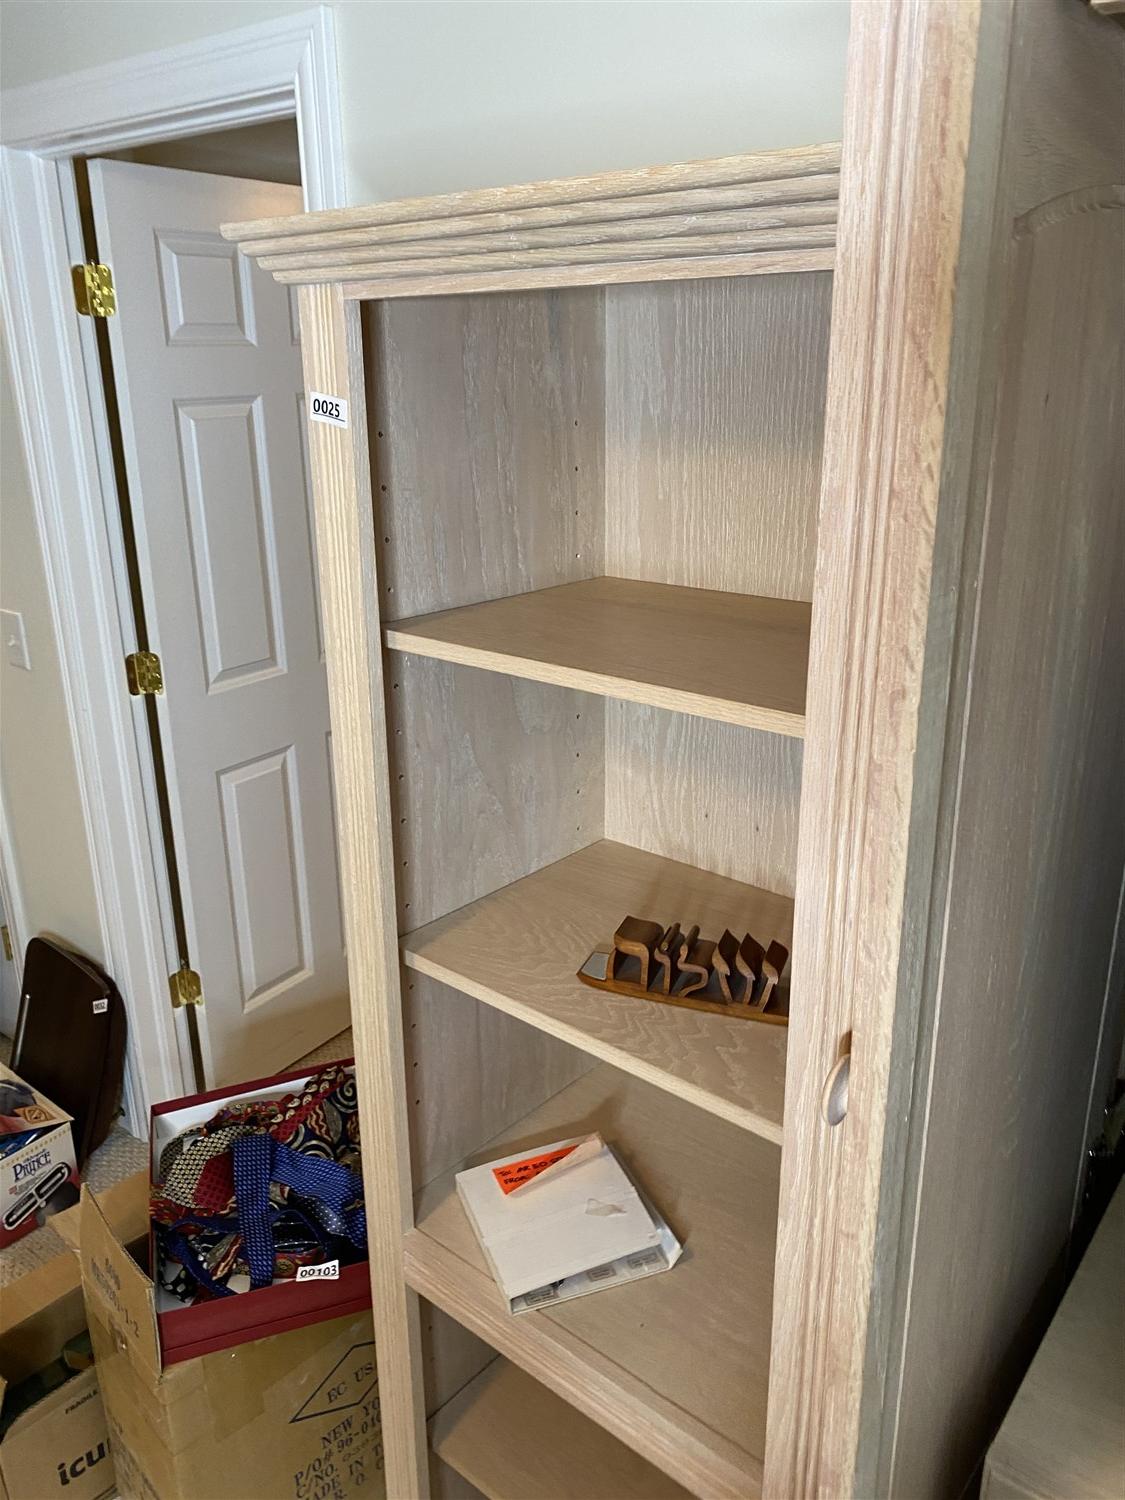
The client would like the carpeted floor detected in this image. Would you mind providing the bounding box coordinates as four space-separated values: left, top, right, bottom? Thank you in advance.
0 1026 353 1285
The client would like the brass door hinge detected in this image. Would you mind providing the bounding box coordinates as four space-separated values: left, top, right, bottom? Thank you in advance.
169 965 203 1009
72 262 116 318
1 925 12 963
125 651 163 696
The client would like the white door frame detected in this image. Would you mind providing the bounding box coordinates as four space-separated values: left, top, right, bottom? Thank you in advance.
0 771 30 1000
0 8 345 1123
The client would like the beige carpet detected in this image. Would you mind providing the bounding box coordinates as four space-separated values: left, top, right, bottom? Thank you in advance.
0 1026 353 1285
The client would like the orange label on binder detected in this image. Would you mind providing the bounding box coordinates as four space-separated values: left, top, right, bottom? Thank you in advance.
492 1144 577 1195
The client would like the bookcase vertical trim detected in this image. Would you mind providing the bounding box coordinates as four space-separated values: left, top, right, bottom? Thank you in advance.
765 2 983 1495
297 283 429 1497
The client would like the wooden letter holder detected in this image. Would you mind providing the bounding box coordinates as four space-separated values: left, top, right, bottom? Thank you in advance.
578 916 790 1024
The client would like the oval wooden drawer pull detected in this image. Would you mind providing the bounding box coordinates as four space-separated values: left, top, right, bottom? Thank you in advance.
821 1052 850 1126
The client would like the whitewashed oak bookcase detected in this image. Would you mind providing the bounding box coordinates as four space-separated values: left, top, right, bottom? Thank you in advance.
223 2 1124 1496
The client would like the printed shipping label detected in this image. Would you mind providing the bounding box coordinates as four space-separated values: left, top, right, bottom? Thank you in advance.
308 392 349 428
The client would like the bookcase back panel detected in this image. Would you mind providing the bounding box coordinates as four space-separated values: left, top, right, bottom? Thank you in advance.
366 289 605 618
606 701 802 897
403 971 594 1188
387 655 605 932
604 272 832 602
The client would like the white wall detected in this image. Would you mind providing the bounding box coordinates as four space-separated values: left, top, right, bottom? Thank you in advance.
1 2 850 202
338 1 848 202
0 0 847 970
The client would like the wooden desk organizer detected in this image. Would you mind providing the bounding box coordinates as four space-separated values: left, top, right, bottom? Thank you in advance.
578 915 790 1024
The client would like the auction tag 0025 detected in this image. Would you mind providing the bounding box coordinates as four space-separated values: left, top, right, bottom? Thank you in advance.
308 392 349 429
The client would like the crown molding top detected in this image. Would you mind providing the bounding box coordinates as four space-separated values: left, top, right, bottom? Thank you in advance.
222 142 840 300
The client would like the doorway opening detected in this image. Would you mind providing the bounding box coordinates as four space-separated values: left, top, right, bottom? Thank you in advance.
76 119 348 1095
0 11 347 1129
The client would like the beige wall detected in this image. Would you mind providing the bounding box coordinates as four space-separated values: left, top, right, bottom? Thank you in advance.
0 0 847 970
0 337 103 960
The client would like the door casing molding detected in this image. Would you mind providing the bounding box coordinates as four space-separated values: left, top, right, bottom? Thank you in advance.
0 7 346 1121
0 771 30 1020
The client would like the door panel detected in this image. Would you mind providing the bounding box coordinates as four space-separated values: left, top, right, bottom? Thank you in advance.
89 160 347 1084
219 745 311 1007
177 396 284 686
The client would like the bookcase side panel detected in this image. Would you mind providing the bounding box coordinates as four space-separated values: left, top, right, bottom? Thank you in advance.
387 658 605 932
886 3 1125 1493
366 289 605 620
403 972 595 1188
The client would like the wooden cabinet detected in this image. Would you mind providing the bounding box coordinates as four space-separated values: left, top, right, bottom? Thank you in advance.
224 3 1124 1495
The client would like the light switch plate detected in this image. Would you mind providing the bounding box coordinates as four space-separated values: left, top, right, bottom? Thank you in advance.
0 609 31 671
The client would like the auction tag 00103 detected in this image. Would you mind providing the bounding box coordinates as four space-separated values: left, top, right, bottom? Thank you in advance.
308 392 349 429
296 1259 340 1281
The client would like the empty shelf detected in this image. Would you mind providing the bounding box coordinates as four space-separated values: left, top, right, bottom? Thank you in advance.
385 577 810 735
431 1358 692 1500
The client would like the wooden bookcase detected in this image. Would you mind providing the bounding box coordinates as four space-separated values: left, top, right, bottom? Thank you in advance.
224 3 1124 1496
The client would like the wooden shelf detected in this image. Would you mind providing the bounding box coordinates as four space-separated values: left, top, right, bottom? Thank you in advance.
385 578 810 736
431 1358 692 1500
402 839 791 1143
405 1065 779 1500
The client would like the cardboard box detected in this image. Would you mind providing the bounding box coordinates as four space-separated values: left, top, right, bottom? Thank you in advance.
149 1062 370 1364
0 1063 78 1248
0 1176 147 1500
80 1175 385 1500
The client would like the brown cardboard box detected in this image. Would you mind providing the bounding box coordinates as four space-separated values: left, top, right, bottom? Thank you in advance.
80 1176 385 1500
0 1063 77 1248
0 1176 146 1500
0 1369 109 1500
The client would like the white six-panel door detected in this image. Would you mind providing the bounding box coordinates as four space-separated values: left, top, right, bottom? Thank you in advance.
88 160 346 1085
